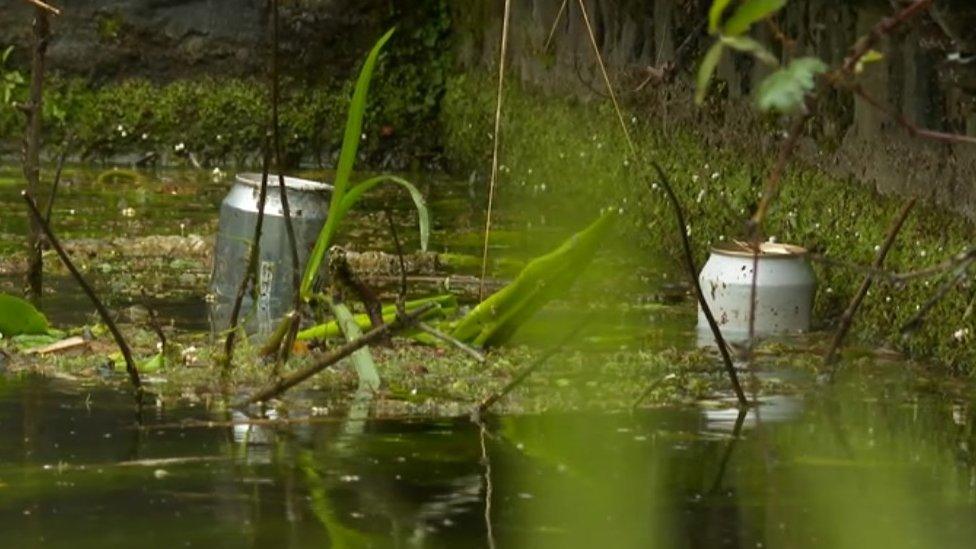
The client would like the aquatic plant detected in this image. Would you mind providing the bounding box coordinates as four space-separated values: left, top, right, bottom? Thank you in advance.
0 293 49 337
452 212 616 348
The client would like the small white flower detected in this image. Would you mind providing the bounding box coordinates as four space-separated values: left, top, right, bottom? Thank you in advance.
120 130 127 138
954 328 969 341
711 172 720 180
174 142 185 153
116 124 124 133
691 174 700 183
141 133 148 140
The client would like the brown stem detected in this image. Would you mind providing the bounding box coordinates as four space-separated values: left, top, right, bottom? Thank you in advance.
140 288 167 350
22 8 49 302
650 162 749 407
841 0 935 75
384 209 408 314
474 315 591 417
42 143 69 225
846 84 976 146
222 137 272 371
331 247 385 331
825 198 916 368
20 0 60 16
270 0 302 365
240 303 436 405
22 192 141 391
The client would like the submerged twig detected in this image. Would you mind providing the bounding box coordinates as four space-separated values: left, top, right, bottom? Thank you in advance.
650 163 748 407
22 192 141 391
825 198 916 368
222 137 272 372
479 0 512 302
240 303 436 405
474 315 592 417
418 322 486 363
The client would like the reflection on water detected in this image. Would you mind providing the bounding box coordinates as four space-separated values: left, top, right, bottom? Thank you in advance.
0 375 974 547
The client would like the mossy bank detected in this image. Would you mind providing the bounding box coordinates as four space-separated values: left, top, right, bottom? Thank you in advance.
441 74 976 373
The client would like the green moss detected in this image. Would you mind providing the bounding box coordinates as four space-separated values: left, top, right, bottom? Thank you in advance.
441 73 976 372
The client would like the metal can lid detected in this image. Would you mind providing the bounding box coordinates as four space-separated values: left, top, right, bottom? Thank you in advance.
235 173 334 192
711 241 808 259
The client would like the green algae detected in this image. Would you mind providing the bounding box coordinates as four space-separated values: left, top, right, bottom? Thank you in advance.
440 74 976 372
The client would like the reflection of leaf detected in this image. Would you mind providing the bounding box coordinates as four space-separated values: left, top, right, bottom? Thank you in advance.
756 57 828 113
708 0 734 34
695 41 725 105
724 0 787 36
0 294 49 338
721 35 778 66
855 49 884 74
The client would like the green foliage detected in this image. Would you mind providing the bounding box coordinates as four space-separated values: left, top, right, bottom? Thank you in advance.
451 213 617 348
330 298 381 392
301 29 430 300
756 57 828 113
1 46 24 105
0 293 49 338
297 295 456 341
697 0 786 104
723 0 788 36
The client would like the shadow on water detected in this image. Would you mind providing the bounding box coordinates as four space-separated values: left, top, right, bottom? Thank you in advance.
0 373 974 547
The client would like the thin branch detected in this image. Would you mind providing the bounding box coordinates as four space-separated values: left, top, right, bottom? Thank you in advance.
21 0 60 16
418 322 486 363
847 84 976 146
140 288 167 350
651 163 748 407
270 0 302 365
900 257 975 334
240 303 436 405
543 0 569 52
384 209 408 314
474 315 592 417
43 143 69 224
22 7 50 301
479 0 512 302
825 198 916 368
841 0 935 75
222 137 272 372
576 0 637 157
22 192 141 391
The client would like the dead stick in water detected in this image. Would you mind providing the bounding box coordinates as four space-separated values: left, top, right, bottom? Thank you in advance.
825 198 916 369
474 316 591 417
20 0 60 15
22 191 141 391
650 162 748 407
240 303 436 406
418 322 486 363
223 137 272 372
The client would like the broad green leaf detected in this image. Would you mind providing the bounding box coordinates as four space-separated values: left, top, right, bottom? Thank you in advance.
330 299 380 392
724 0 787 36
721 35 779 66
709 0 734 34
0 293 49 338
452 213 616 348
695 41 725 105
338 175 429 251
855 49 884 74
756 56 827 113
301 28 395 298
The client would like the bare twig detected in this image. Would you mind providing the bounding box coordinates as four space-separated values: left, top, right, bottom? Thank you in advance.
418 322 486 363
42 143 69 225
384 209 408 314
825 198 916 368
577 0 637 157
270 0 302 366
846 84 976 146
651 163 748 407
543 0 569 52
222 137 272 371
473 315 592 417
22 192 141 391
20 0 60 16
140 288 167 350
900 257 976 334
240 303 436 405
22 7 50 301
841 0 935 75
479 0 512 302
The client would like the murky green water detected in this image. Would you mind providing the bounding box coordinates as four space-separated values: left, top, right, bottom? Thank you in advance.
4 166 974 546
0 375 974 548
